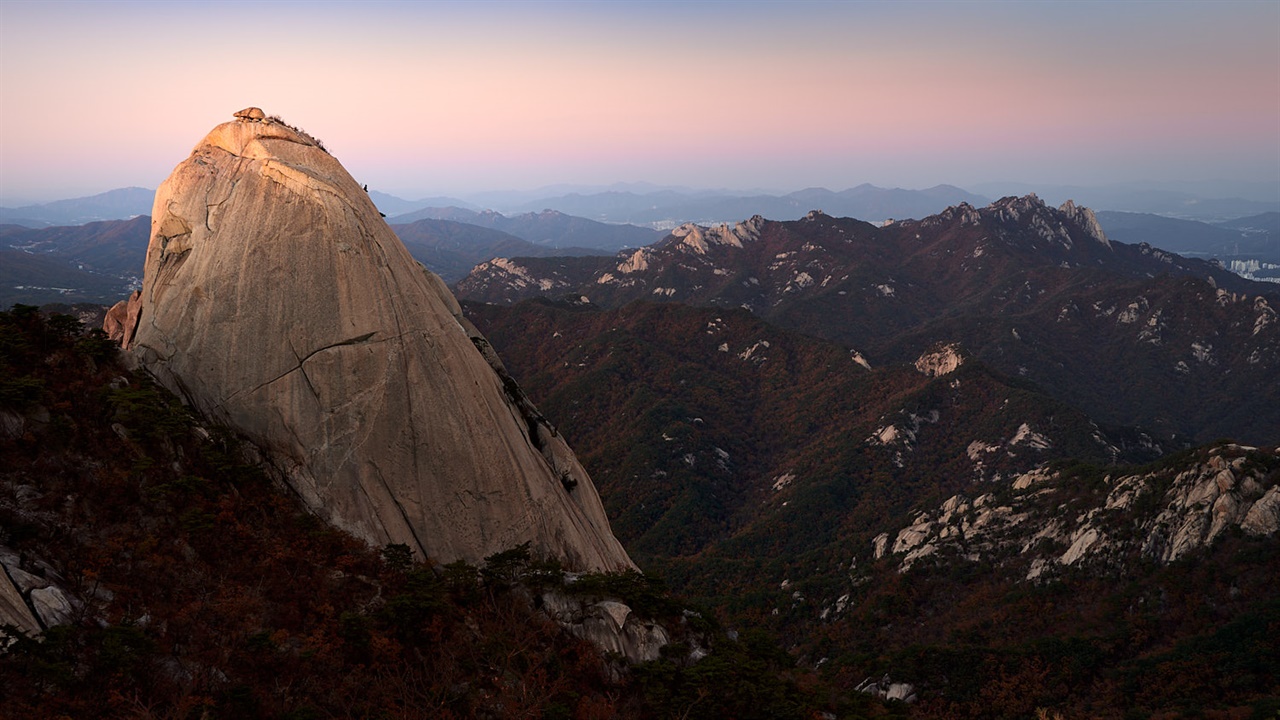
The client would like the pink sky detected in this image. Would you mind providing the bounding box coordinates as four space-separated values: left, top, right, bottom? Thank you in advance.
1 0 1277 202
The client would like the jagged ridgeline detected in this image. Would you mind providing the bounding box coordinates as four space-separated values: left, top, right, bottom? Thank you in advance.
109 108 631 571
457 196 1280 444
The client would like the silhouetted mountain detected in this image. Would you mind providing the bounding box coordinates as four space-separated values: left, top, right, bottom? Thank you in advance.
391 218 610 282
500 184 990 226
971 181 1280 221
458 196 1280 443
1217 211 1280 234
1097 210 1280 263
390 205 484 223
390 207 663 250
0 210 627 304
0 187 153 227
367 190 477 216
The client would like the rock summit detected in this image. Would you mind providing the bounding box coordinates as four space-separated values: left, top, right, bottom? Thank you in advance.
115 111 633 571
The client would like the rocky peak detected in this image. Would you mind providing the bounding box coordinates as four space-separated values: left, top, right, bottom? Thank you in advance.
928 194 1112 251
990 193 1047 214
1058 199 1110 247
118 111 633 571
668 215 763 254
927 201 982 227
989 195 1112 251
616 247 652 274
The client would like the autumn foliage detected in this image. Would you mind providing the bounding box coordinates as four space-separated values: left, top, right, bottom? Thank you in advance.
0 306 843 719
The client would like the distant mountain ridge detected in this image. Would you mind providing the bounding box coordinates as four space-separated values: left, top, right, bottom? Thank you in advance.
0 212 623 304
389 207 663 250
1096 210 1280 264
391 218 612 282
457 195 1280 443
971 181 1280 221
5 186 1276 305
9 181 1274 230
0 187 153 227
493 183 991 226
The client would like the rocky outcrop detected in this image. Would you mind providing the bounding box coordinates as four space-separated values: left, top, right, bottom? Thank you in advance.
1058 199 1110 247
0 546 76 638
913 343 964 377
874 444 1278 577
539 592 670 664
118 111 632 571
854 674 917 703
0 565 41 639
103 290 142 347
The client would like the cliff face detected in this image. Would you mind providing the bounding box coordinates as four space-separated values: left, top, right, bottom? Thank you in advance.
121 110 632 571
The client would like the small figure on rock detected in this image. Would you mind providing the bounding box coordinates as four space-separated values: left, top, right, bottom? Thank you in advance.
233 107 266 121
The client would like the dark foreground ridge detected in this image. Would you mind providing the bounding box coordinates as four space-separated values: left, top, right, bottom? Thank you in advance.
0 305 862 719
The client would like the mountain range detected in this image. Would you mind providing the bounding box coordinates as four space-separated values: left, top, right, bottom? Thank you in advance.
470 183 992 226
0 187 153 227
457 195 1280 444
12 179 1275 230
970 181 1280 221
389 207 664 250
5 198 1277 308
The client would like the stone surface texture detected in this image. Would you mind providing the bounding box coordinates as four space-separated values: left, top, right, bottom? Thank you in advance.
121 114 633 571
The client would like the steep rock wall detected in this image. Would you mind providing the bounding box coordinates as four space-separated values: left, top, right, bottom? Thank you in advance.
122 111 632 571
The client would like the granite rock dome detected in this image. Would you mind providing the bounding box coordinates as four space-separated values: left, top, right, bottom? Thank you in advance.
118 111 633 571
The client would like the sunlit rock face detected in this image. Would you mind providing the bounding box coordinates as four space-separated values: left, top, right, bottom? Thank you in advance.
122 109 633 571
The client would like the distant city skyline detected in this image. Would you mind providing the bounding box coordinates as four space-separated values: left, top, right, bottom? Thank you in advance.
1 0 1277 203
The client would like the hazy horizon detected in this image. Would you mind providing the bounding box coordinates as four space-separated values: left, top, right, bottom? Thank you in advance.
7 177 1280 212
2 0 1277 204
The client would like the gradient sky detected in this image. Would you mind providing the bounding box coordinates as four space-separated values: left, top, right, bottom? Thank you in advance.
1 0 1277 203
